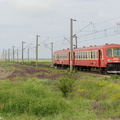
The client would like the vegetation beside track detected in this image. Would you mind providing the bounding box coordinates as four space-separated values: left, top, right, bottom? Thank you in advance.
0 61 120 120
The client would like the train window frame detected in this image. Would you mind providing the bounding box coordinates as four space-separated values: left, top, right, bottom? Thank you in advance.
90 50 98 59
57 53 68 60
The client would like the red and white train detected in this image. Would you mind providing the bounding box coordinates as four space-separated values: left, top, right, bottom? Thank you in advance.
53 43 120 73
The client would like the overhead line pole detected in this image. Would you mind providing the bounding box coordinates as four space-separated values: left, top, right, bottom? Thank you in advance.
75 35 77 48
5 50 7 61
70 18 76 72
28 49 29 63
17 49 19 62
51 42 53 67
8 49 10 62
36 35 40 67
3 49 5 61
13 46 15 62
22 41 25 64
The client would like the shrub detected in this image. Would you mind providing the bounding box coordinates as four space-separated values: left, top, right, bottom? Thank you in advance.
57 73 77 97
0 79 70 117
111 74 119 79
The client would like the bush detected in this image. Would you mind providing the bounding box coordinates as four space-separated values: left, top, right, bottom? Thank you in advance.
57 73 77 97
0 80 70 117
111 74 119 79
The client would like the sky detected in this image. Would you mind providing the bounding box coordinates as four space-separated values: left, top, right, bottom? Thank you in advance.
0 0 120 59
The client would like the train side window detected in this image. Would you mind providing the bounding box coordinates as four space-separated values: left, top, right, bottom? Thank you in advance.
67 53 68 59
81 52 83 59
107 49 112 57
94 51 98 59
80 52 82 59
83 52 85 59
75 52 78 59
93 51 95 59
75 53 77 59
82 52 84 59
57 54 59 59
85 52 86 59
86 52 88 59
91 51 93 59
56 54 59 59
84 52 87 59
96 51 98 59
87 51 89 59
78 52 80 59
79 52 81 59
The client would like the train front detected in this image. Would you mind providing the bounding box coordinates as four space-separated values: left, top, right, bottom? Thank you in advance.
106 47 120 73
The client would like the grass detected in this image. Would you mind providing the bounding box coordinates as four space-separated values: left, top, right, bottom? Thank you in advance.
0 61 120 120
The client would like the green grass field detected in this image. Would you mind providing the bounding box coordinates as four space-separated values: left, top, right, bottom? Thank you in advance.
0 61 120 120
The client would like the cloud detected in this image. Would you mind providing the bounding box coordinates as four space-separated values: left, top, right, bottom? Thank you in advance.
15 0 51 12
0 0 120 58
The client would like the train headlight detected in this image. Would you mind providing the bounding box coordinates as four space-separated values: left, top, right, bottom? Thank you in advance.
107 59 112 62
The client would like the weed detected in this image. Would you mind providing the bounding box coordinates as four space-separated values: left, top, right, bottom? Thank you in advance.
111 74 119 79
57 73 77 97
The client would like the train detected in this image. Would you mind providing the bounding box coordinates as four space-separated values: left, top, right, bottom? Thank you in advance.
53 43 120 74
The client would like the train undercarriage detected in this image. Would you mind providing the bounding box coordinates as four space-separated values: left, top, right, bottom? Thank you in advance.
54 63 120 74
106 63 120 74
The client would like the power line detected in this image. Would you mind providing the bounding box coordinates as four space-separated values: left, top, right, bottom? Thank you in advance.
77 32 120 43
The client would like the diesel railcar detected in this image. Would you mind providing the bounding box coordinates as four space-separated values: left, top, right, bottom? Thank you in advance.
53 43 120 73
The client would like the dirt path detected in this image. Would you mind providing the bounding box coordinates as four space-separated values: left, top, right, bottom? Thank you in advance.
0 66 13 79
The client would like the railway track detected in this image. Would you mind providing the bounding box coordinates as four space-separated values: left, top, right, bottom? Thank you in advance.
53 66 111 78
78 70 111 77
0 66 13 79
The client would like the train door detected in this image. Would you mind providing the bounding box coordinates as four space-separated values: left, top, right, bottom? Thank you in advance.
68 52 70 65
98 50 102 67
73 52 75 65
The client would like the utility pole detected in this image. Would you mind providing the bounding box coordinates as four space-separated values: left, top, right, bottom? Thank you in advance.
75 35 77 48
13 46 15 62
17 49 19 62
3 49 5 61
36 35 40 67
5 50 7 61
70 18 76 72
8 49 10 62
22 41 25 64
70 18 73 72
28 49 29 63
51 42 53 67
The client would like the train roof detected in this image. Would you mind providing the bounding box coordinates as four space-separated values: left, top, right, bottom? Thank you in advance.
54 43 120 53
74 43 120 51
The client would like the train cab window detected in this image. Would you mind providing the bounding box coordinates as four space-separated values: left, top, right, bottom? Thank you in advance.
107 49 112 57
113 49 120 57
